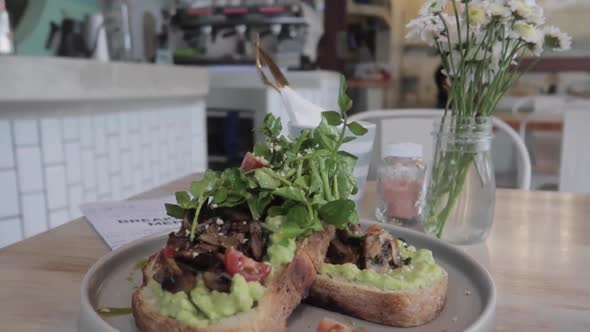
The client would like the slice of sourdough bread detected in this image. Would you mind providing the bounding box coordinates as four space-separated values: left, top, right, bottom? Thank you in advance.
307 269 448 327
132 227 334 332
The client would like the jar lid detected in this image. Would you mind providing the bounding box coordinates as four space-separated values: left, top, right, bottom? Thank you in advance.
384 142 423 158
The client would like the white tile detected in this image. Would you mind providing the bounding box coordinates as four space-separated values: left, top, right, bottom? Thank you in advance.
119 112 130 149
132 165 142 194
111 174 121 200
13 120 39 146
130 132 141 167
81 149 97 190
128 112 140 132
96 157 110 196
0 171 19 218
0 218 22 248
160 144 169 180
150 131 160 162
45 165 67 209
0 121 14 168
80 116 94 148
108 136 120 174
142 145 154 184
106 113 119 134
49 209 70 228
120 152 132 188
84 190 97 203
64 142 81 184
21 193 47 237
62 117 80 141
40 118 64 164
94 115 106 155
16 147 43 192
68 185 83 218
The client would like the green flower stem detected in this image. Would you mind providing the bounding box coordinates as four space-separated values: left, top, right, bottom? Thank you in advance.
189 197 206 241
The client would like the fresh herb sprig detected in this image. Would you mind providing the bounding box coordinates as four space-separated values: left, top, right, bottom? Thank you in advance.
165 75 367 243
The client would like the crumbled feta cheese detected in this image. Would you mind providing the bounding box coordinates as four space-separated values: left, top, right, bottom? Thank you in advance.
192 252 199 258
211 203 218 209
242 238 248 243
243 221 247 225
215 218 224 225
185 229 190 236
218 232 223 236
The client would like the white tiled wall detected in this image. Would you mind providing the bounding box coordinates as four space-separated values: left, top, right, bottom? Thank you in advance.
0 101 207 248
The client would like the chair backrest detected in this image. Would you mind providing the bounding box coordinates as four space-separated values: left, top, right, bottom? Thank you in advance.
349 109 532 190
559 109 590 193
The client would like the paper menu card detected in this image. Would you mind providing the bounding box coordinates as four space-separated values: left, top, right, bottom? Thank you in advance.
80 196 180 250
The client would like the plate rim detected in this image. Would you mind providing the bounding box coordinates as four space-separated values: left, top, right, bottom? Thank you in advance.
80 220 496 332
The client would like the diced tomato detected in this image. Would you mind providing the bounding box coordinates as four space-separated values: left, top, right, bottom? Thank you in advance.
224 247 272 282
240 152 268 173
162 246 177 258
316 318 363 332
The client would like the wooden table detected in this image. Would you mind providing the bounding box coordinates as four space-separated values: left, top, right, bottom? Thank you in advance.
1 176 589 332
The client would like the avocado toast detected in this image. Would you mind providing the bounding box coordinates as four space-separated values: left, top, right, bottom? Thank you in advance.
308 225 448 327
132 78 369 332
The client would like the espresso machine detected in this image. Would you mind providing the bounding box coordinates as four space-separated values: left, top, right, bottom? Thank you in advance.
171 0 323 69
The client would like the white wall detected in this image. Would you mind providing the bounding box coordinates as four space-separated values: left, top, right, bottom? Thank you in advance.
0 100 207 248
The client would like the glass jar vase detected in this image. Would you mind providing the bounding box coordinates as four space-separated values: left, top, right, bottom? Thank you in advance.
423 116 495 244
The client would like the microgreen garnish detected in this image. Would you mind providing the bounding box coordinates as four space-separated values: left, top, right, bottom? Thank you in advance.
165 75 367 243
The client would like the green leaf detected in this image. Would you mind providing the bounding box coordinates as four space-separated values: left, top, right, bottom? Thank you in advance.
275 223 305 241
319 199 356 228
308 158 323 194
273 186 307 203
254 169 281 190
347 121 368 136
213 190 228 203
267 206 284 218
253 143 271 160
247 196 260 220
165 203 185 219
313 117 339 151
342 136 356 144
337 150 359 161
191 171 219 197
286 205 308 227
338 75 353 113
257 191 273 215
175 192 191 208
294 175 310 190
322 111 342 126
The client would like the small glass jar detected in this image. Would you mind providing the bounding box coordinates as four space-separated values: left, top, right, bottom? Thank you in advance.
376 143 426 227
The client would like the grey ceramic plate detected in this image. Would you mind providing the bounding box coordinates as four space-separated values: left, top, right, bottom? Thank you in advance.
79 220 496 332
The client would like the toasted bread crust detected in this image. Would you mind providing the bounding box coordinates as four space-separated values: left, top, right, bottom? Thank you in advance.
307 269 448 327
132 227 334 332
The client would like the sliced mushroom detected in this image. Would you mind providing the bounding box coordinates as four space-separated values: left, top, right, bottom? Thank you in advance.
202 271 232 292
362 225 401 273
249 222 264 261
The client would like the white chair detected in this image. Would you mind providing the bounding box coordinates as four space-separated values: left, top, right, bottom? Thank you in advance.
559 109 590 193
350 109 532 190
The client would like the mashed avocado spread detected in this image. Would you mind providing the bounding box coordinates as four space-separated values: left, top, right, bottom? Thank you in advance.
320 241 442 291
148 274 265 327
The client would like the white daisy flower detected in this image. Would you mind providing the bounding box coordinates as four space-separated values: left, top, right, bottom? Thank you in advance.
512 21 541 44
486 2 511 19
405 15 445 46
543 26 572 52
509 0 533 19
467 6 489 26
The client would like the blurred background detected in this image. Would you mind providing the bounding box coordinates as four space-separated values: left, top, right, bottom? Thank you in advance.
1 0 590 247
